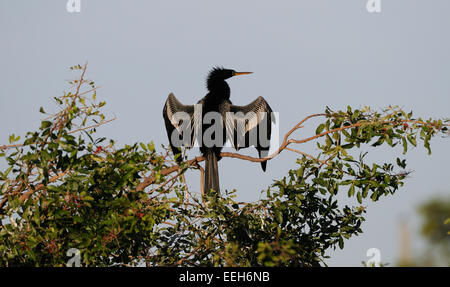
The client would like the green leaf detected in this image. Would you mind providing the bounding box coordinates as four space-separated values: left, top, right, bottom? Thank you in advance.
407 134 417 147
348 184 355 197
148 141 155 152
316 123 326 135
338 236 344 249
1 180 10 193
396 158 407 169
371 191 378 201
83 196 94 201
362 186 369 198
341 143 354 149
357 192 362 204
424 134 432 154
325 135 333 148
275 211 283 224
40 121 52 129
402 137 408 154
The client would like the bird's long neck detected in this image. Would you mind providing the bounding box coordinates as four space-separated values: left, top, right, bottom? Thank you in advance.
206 79 230 101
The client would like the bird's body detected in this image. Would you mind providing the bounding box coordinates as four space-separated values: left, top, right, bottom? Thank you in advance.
163 67 274 193
199 70 232 160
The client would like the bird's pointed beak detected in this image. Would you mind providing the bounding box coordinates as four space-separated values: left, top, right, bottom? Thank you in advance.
234 71 253 76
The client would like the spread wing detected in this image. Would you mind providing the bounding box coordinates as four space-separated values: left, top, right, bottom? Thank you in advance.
162 93 201 162
225 96 275 171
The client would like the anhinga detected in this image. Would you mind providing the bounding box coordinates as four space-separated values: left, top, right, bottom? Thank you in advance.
163 67 274 193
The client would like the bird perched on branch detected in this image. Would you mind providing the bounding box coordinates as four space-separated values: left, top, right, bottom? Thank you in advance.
163 67 274 193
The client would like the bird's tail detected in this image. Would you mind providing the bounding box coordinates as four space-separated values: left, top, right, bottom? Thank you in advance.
258 148 269 172
204 150 220 193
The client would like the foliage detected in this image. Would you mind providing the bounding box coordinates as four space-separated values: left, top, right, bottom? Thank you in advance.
0 64 448 266
420 198 450 244
418 197 450 265
446 218 450 235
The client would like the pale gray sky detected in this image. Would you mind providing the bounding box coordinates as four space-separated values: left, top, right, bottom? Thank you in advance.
1 0 449 266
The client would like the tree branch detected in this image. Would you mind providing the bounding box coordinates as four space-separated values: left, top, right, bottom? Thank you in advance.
134 114 448 193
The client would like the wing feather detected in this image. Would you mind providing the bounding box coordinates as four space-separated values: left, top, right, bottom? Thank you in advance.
225 96 274 171
162 93 198 151
227 96 274 146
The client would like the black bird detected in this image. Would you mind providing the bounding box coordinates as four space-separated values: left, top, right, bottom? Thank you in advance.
163 67 274 193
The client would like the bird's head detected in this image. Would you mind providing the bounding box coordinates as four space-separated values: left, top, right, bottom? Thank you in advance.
207 67 253 80
206 67 252 91
207 67 252 91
